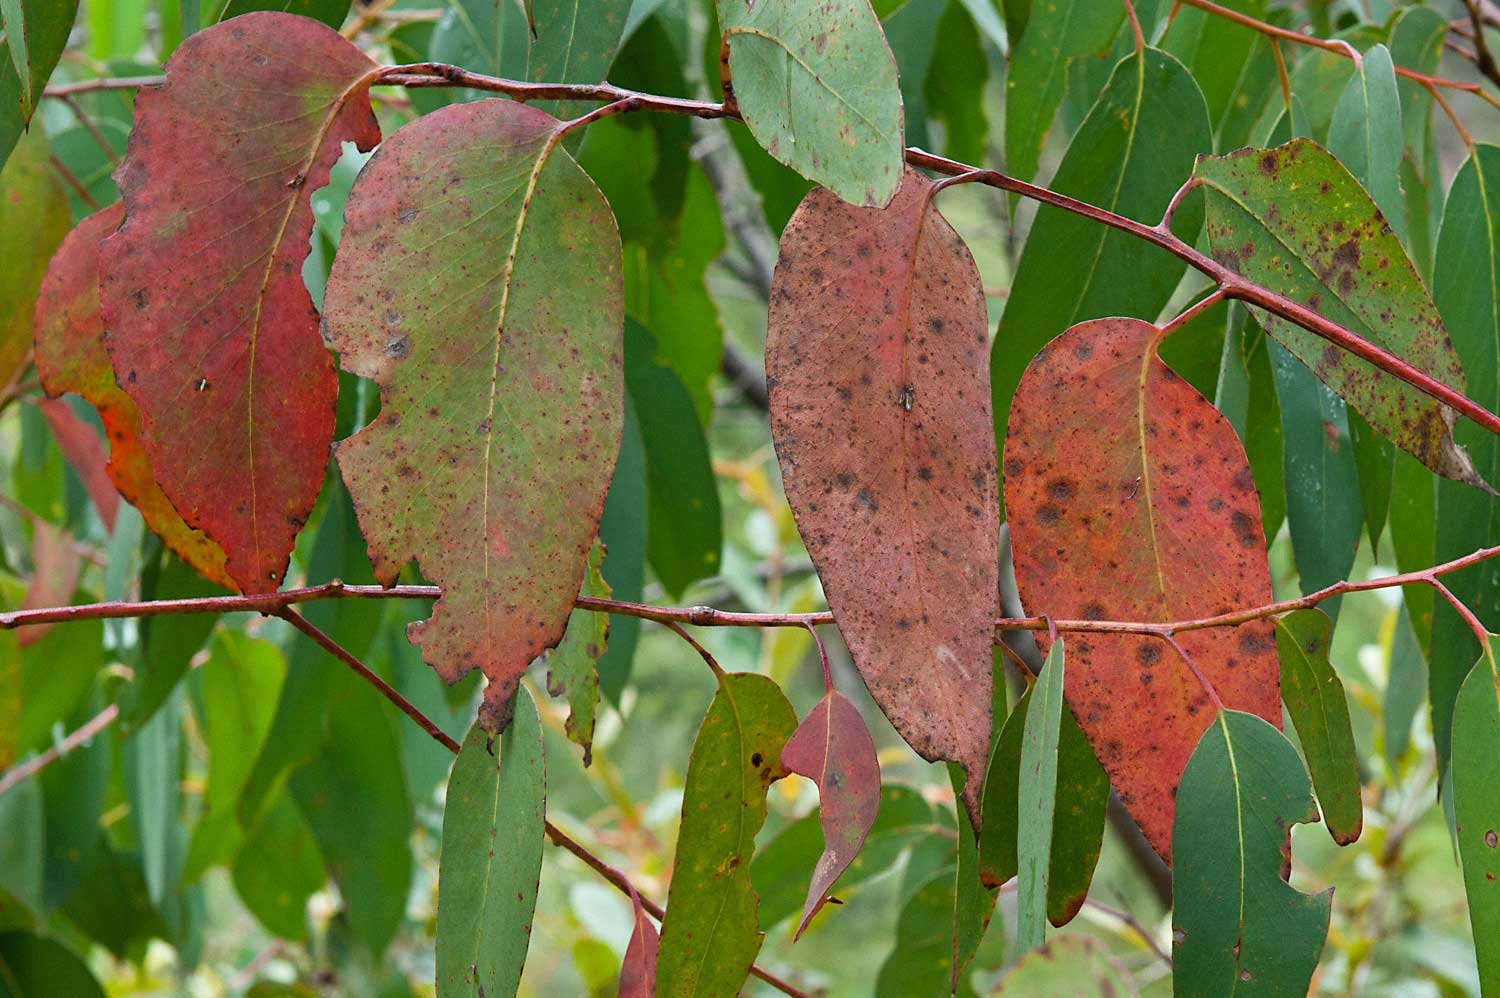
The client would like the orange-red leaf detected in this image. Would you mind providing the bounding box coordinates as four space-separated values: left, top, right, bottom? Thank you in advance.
780 688 880 939
37 398 118 532
34 203 231 588
767 168 998 822
323 100 622 732
619 888 659 998
1004 317 1281 860
98 13 380 593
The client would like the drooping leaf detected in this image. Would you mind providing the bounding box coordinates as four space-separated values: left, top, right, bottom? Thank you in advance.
38 704 109 907
1 125 69 389
620 889 660 998
995 47 1210 518
34 202 231 587
231 792 324 942
978 681 1107 926
1161 0 1265 135
923 0 988 165
1003 0 1122 183
1431 146 1500 775
994 936 1137 996
98 13 381 593
1274 609 1362 844
0 0 78 155
597 396 647 705
1451 637 1500 991
1195 138 1485 489
544 538 609 764
435 690 546 998
767 168 998 821
717 0 904 207
657 672 796 996
779 687 881 939
125 685 183 906
1172 710 1332 996
1389 5 1447 281
1015 638 1063 954
323 98 622 734
0 931 105 998
883 0 943 154
37 398 118 532
1005 317 1281 858
1383 605 1426 770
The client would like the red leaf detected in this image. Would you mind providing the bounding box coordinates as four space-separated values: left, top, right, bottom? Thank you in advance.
37 398 118 532
322 100 622 732
35 203 232 588
767 168 998 821
1004 317 1281 860
780 688 881 939
18 522 79 649
619 888 659 998
98 13 381 594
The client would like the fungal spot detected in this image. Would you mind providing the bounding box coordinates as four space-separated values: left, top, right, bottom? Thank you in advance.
1230 510 1257 547
1486 829 1497 848
1136 644 1161 665
1046 478 1076 502
1037 504 1061 525
386 335 410 359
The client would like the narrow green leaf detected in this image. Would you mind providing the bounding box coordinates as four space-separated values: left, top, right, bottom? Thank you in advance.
994 935 1135 995
59 837 166 959
924 0 989 165
1196 138 1484 488
0 0 78 128
882 0 942 153
1451 638 1500 991
1161 0 1265 133
1327 45 1405 242
995 48 1209 517
125 685 183 906
1172 710 1331 996
0 931 104 998
658 672 796 997
1431 146 1500 775
38 705 109 907
626 319 721 596
977 680 1107 926
1003 0 1122 183
121 552 226 730
232 793 324 942
1382 607 1426 771
1275 609 1362 844
1389 6 1447 282
0 776 42 911
436 689 546 998
544 538 608 763
597 396 647 705
1016 639 1063 954
717 0 904 206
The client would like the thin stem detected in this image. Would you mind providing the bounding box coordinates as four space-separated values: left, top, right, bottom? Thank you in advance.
44 75 164 95
0 703 117 798
48 153 101 211
1161 288 1227 337
1429 579 1492 648
1466 0 1500 86
663 620 727 679
1164 633 1225 711
58 93 118 165
1429 81 1477 152
1122 0 1146 53
806 621 834 693
373 63 732 120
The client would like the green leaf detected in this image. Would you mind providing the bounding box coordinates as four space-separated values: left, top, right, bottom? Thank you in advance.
1389 5 1447 282
1275 609 1362 844
544 538 608 764
435 690 546 998
625 319 721 596
995 47 1210 517
1195 138 1484 488
1450 638 1500 992
11 614 100 761
0 776 42 911
923 0 989 165
0 0 78 127
597 396 647 705
323 99 622 735
1431 146 1500 775
59 837 166 958
0 125 69 388
1161 0 1265 134
524 0 630 122
183 632 286 880
978 677 1107 927
232 793 324 941
657 672 796 996
994 936 1136 995
883 0 942 153
1382 606 1426 771
0 931 104 998
1002 0 1122 184
125 684 183 906
1172 710 1331 996
38 706 109 907
120 552 226 729
1016 639 1063 954
717 0 904 206
211 0 350 28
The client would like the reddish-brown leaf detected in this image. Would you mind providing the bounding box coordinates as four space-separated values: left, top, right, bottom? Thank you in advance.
619 888 659 998
1004 317 1281 860
35 203 231 588
18 522 79 649
37 398 119 532
323 100 622 732
780 688 881 939
98 13 381 594
767 168 998 821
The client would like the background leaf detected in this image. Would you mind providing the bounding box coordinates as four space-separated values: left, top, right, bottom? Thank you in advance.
1275 608 1362 844
1015 638 1064 954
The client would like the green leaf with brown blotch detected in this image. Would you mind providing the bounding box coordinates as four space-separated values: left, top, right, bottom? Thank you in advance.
1194 138 1487 490
717 0 904 207
978 674 1107 927
34 203 232 588
543 538 608 765
1275 609 1362 844
780 687 881 939
435 690 546 998
1450 637 1500 992
1173 710 1331 996
1005 317 1282 860
767 168 998 825
323 98 623 735
658 672 796 997
99 13 382 594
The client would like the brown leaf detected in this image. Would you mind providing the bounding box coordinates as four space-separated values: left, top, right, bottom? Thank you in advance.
1004 317 1282 860
619 888 659 998
98 13 381 593
780 688 881 939
767 168 998 822
34 203 231 588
